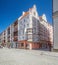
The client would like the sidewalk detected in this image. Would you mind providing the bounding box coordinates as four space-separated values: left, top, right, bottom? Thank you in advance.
0 48 58 65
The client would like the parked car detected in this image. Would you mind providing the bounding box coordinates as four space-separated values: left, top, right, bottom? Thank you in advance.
0 45 3 48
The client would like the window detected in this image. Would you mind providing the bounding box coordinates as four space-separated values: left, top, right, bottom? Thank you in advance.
8 30 10 34
21 36 24 39
23 30 24 34
27 30 32 33
21 43 24 47
20 21 22 24
27 23 29 27
27 16 29 18
33 28 36 34
24 24 25 28
27 28 33 33
34 12 36 15
24 19 25 22
28 35 32 39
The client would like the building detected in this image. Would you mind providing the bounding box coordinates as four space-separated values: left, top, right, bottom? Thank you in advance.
0 5 53 50
53 0 58 51
39 14 53 51
0 34 1 43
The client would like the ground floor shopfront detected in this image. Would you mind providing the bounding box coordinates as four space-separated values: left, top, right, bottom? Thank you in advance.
17 40 52 51
1 40 52 51
18 42 41 50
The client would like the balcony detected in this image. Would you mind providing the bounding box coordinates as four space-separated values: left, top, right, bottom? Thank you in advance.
14 20 18 26
13 32 18 41
7 34 10 38
13 36 18 41
4 32 6 35
14 24 18 32
26 28 33 34
14 28 18 32
8 28 10 35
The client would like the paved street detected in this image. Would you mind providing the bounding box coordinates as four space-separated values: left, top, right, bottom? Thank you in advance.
0 48 58 65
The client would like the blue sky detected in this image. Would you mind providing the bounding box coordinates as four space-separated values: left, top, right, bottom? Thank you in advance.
0 0 52 33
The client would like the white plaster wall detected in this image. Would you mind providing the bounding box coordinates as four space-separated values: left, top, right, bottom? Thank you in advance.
53 0 58 12
53 17 58 49
32 16 39 42
10 25 12 43
5 30 8 43
18 5 39 42
18 15 30 41
53 0 58 49
2 32 4 40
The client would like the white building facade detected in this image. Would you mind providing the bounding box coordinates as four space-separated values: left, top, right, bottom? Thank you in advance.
0 5 53 50
53 0 58 51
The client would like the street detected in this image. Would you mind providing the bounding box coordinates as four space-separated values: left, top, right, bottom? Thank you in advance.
0 48 58 65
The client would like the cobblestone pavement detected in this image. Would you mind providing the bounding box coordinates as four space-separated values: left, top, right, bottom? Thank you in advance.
0 48 58 65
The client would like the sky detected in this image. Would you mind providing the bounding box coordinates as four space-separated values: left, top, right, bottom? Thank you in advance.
0 0 52 33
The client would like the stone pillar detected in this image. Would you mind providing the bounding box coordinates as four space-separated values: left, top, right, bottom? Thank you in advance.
29 43 32 50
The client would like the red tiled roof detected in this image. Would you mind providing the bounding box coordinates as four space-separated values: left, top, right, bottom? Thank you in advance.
20 7 33 20
20 12 29 20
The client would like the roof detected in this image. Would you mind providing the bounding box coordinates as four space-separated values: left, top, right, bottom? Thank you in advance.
20 7 33 20
39 16 53 27
20 12 29 20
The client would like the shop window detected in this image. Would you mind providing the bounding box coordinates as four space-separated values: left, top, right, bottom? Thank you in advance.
21 43 24 47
